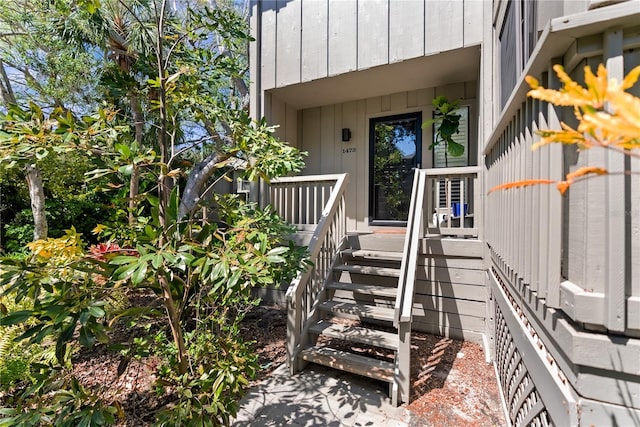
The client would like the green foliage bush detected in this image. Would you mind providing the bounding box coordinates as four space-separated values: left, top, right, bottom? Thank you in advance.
0 2 307 426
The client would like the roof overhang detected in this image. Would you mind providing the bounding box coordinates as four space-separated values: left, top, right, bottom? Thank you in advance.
267 45 481 110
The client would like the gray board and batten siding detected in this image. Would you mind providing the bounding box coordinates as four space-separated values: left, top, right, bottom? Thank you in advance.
486 2 640 425
251 0 640 424
255 0 483 94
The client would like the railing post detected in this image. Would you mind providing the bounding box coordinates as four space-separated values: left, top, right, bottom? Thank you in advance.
394 321 411 406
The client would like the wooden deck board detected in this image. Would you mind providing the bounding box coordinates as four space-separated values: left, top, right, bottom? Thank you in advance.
310 320 399 350
300 346 394 382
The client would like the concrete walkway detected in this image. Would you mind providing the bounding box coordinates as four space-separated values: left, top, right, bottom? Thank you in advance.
232 364 410 427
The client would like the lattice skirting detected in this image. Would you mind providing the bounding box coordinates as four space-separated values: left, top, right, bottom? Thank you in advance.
490 265 579 426
495 303 553 426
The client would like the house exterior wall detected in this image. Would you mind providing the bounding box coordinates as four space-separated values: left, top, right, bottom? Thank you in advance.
251 0 640 424
292 83 477 232
485 1 640 424
255 0 482 94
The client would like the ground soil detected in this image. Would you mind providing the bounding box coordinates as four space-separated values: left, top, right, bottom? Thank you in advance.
241 305 506 426
2 303 505 426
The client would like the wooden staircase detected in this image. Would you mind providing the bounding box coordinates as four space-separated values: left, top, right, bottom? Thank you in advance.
297 236 408 404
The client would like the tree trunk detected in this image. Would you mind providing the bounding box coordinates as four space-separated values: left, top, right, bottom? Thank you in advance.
25 163 48 241
128 167 141 225
128 92 144 225
177 151 227 220
159 274 189 375
0 60 16 106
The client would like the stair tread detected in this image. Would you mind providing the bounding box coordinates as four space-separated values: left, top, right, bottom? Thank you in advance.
300 346 394 382
342 249 403 261
326 281 397 298
334 264 401 277
310 320 399 350
318 301 395 322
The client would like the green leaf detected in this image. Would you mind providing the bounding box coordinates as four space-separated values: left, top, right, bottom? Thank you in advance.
151 253 164 269
88 305 105 319
91 410 106 426
110 256 140 265
266 247 289 256
167 186 180 224
146 194 159 207
439 117 460 136
162 252 178 264
79 326 95 347
114 263 139 281
131 262 148 285
447 141 465 157
421 118 438 129
0 310 32 325
115 143 131 159
118 164 134 176
108 306 156 327
0 417 17 427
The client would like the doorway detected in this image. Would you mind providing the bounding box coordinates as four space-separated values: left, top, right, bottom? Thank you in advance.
369 112 422 225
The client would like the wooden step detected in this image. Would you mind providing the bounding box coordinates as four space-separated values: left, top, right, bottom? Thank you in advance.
348 234 406 252
342 249 404 262
334 264 401 277
300 346 394 382
326 282 397 298
310 320 399 350
318 301 395 322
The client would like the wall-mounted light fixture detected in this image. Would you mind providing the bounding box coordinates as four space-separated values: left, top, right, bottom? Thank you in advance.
341 128 351 142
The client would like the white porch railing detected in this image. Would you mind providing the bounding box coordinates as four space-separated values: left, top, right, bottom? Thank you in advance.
271 174 349 373
425 166 481 237
393 169 424 405
392 166 481 404
269 174 344 231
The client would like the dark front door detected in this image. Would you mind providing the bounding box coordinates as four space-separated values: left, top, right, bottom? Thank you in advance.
369 112 421 225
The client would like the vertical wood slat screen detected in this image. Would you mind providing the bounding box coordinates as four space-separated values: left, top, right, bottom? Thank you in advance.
486 80 563 308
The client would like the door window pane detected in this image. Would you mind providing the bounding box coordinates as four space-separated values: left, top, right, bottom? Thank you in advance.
370 113 421 223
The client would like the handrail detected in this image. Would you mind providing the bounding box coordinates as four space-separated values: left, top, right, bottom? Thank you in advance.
395 169 424 325
271 173 345 184
422 165 481 176
282 173 349 373
391 169 425 405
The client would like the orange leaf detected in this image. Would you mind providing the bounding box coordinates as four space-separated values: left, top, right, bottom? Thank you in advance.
532 123 588 150
488 179 555 193
565 166 607 182
584 64 609 108
621 65 640 90
525 75 539 89
607 90 640 133
556 181 571 195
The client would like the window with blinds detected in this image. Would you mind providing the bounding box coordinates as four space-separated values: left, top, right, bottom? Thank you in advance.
433 106 469 208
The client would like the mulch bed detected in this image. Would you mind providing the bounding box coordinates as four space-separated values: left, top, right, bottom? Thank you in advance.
1 303 505 426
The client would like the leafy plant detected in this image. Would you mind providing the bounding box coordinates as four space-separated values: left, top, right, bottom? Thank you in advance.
423 96 464 165
490 64 640 194
0 2 308 425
